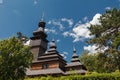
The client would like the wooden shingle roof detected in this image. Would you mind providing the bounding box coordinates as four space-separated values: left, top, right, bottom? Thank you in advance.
66 47 83 67
26 68 64 76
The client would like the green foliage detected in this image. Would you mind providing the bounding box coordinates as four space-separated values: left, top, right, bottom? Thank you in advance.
88 8 120 50
83 8 120 73
25 72 120 80
17 32 28 43
0 37 33 80
112 32 120 49
80 51 120 73
80 51 97 72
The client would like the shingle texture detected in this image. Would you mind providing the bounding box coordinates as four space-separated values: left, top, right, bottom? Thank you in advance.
26 68 64 76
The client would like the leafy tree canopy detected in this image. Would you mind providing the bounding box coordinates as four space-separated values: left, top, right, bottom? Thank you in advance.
88 8 120 50
0 37 33 80
80 8 120 73
17 32 29 43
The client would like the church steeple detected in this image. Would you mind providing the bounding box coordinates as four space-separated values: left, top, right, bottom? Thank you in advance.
71 47 80 62
38 12 45 28
31 13 47 40
30 14 48 61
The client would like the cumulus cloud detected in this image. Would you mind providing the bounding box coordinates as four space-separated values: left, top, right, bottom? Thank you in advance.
56 39 60 43
72 13 101 42
62 31 69 37
84 44 108 54
24 40 30 46
90 13 101 25
72 23 92 41
45 28 57 34
48 20 64 31
63 31 82 42
63 13 101 42
63 31 74 37
84 45 98 54
48 13 101 43
63 51 68 55
105 7 111 10
63 24 92 42
60 51 69 59
83 16 88 22
60 54 67 59
61 18 73 27
0 0 3 4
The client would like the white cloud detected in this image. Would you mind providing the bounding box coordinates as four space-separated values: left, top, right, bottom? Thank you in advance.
105 7 111 10
62 13 101 42
84 44 108 54
63 31 71 37
63 23 93 42
61 18 73 27
90 13 101 25
60 51 69 59
63 24 90 42
63 51 68 55
45 28 57 34
63 31 81 42
73 23 92 38
48 13 101 43
0 0 3 4
48 20 52 24
56 39 60 43
83 16 88 22
84 45 98 54
24 40 30 46
60 54 67 59
48 20 64 31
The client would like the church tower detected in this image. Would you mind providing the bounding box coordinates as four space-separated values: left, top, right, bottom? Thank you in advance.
65 47 87 75
26 15 86 76
30 15 48 61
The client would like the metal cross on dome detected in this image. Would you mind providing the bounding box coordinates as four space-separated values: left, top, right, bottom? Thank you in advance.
41 11 44 21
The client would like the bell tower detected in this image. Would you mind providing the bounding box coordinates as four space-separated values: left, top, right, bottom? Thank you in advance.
30 14 48 61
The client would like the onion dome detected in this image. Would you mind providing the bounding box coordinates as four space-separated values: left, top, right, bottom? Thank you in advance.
71 47 80 62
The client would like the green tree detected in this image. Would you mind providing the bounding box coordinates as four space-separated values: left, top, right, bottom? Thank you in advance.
86 8 120 72
88 8 120 50
17 32 28 43
80 51 119 73
0 37 33 80
95 52 117 73
80 51 97 72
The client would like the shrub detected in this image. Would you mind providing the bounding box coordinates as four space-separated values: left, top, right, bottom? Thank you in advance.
25 72 120 80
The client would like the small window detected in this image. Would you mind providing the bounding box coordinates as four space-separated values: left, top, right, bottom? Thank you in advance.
42 64 49 69
46 64 49 69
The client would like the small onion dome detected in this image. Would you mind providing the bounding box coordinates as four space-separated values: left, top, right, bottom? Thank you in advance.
50 38 57 49
72 47 78 58
71 47 80 62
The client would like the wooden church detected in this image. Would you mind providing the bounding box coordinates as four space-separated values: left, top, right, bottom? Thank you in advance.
26 16 87 76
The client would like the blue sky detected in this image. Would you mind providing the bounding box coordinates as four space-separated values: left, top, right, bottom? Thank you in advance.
0 0 119 62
